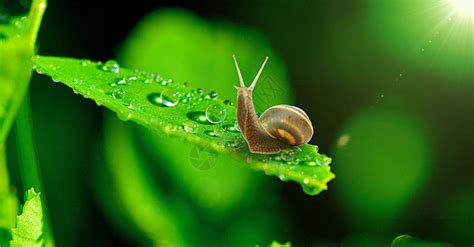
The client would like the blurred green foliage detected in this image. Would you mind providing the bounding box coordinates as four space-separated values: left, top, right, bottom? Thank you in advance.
1 0 471 246
332 109 431 229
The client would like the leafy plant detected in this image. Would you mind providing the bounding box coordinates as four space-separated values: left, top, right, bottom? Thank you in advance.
1 0 334 246
33 55 334 195
0 0 53 246
10 188 44 247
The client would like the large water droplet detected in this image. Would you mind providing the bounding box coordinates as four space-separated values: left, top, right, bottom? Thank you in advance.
205 103 227 124
223 123 240 133
99 60 120 73
301 184 320 196
148 90 179 107
301 160 317 166
204 129 220 137
187 111 209 124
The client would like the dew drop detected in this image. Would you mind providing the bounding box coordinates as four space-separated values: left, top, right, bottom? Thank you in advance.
73 79 83 85
205 91 218 100
186 111 211 124
160 79 172 86
99 60 120 73
183 121 198 133
223 123 240 133
223 99 234 106
301 184 320 196
125 76 137 84
49 64 60 70
112 88 126 99
322 156 331 165
80 59 91 66
105 60 120 73
148 90 179 107
280 151 294 162
205 103 227 124
279 174 288 182
301 160 317 166
114 77 127 86
204 129 219 137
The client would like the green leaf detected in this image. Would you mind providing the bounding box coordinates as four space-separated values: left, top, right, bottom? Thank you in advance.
10 188 44 247
33 56 334 195
0 0 46 143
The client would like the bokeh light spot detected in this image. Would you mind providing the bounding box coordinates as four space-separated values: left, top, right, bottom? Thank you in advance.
332 109 431 229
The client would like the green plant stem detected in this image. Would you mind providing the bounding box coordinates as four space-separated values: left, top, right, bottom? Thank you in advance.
24 0 47 50
0 0 47 143
15 95 55 247
0 142 9 194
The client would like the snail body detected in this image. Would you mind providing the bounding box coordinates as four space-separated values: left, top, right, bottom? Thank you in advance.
233 55 314 154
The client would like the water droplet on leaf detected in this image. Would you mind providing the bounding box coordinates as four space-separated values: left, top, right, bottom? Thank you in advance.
205 91 218 100
80 59 91 66
186 111 209 124
301 184 320 196
183 121 198 133
99 60 120 73
148 91 179 107
112 88 126 99
223 123 240 133
204 129 219 137
205 103 227 124
223 99 233 106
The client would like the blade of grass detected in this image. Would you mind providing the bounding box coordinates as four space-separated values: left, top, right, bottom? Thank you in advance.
14 95 55 247
0 143 8 194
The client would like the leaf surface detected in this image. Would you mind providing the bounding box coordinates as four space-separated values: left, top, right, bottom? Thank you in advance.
33 55 334 195
10 188 44 247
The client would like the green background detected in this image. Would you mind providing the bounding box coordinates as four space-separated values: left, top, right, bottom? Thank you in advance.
2 0 473 246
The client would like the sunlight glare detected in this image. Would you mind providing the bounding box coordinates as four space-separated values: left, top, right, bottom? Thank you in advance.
446 0 474 20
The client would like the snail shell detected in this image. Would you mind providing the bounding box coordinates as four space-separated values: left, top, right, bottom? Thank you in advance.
259 105 313 146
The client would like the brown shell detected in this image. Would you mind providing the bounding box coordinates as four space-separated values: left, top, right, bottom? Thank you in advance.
259 105 313 146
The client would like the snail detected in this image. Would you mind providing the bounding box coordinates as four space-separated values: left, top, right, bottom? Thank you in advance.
232 55 314 154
